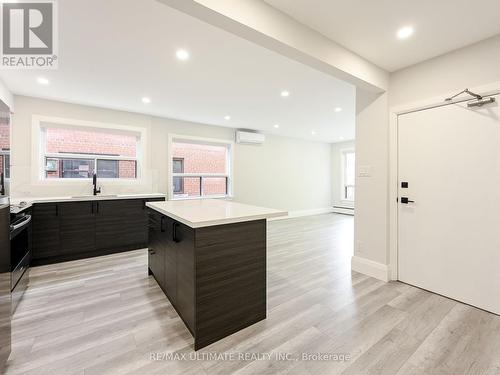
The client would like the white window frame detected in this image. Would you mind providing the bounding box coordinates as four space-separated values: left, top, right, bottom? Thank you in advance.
341 148 355 203
167 134 234 200
0 112 10 182
0 151 9 180
31 115 146 185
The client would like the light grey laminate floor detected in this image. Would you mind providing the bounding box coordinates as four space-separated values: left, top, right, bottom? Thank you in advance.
5 214 500 375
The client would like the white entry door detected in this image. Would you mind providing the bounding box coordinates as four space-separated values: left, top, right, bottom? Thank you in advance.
398 95 500 315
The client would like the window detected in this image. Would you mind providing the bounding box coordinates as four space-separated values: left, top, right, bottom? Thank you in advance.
42 126 139 179
173 158 184 194
97 160 119 178
170 137 232 199
342 150 355 201
0 153 9 179
60 158 94 178
0 116 10 180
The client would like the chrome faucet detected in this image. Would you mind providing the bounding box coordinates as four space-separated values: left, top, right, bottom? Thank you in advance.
92 173 101 196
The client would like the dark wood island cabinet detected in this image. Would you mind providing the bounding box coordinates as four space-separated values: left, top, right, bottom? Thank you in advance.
146 199 286 350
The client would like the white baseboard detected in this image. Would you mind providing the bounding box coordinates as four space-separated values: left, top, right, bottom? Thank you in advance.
269 207 334 221
351 255 390 282
332 206 354 215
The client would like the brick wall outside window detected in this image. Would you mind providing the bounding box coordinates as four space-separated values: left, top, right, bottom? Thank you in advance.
0 121 9 150
118 160 136 179
45 127 137 179
172 142 228 197
46 127 137 157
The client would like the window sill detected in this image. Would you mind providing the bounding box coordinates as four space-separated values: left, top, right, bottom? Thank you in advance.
339 199 354 207
170 195 233 201
36 178 144 186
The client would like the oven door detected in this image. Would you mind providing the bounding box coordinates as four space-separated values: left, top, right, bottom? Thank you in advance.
10 214 31 314
11 251 29 314
10 214 31 240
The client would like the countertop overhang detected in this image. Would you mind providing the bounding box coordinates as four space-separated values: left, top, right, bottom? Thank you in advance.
146 199 287 228
10 193 166 211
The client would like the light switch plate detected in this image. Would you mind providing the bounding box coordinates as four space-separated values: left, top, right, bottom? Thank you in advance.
358 165 371 177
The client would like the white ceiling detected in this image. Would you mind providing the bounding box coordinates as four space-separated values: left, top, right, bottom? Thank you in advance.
264 0 500 72
0 0 355 143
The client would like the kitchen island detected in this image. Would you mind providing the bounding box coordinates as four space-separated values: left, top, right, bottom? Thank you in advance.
146 199 287 350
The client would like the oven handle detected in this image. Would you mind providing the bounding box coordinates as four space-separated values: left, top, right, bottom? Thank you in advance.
10 215 32 232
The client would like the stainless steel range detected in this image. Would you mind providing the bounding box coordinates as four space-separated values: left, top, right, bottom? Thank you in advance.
10 203 31 314
0 196 32 371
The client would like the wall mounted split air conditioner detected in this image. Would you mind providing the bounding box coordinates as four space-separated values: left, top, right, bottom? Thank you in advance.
235 131 265 145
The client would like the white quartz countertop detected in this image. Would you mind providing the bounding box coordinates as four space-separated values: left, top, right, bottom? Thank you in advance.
10 193 166 207
146 199 287 228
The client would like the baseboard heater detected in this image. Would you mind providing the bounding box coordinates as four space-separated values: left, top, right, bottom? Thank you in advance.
332 206 354 215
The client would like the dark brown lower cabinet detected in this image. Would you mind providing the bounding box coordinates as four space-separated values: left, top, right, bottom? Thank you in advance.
59 201 96 257
148 209 165 289
32 197 165 265
164 219 179 307
171 221 195 334
32 203 60 259
96 199 148 252
147 209 266 350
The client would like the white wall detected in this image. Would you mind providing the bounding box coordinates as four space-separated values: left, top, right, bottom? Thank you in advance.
11 95 333 213
234 135 331 212
331 140 355 209
353 93 389 270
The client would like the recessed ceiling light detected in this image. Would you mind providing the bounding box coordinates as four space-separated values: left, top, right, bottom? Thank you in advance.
339 136 345 141
37 77 49 85
397 26 414 40
224 115 231 120
335 107 342 113
176 49 190 61
311 131 316 135
280 90 290 97
142 97 151 104
273 124 280 128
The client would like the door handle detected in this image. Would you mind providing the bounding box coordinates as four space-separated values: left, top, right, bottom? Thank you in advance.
400 197 415 204
10 215 32 231
173 222 181 243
